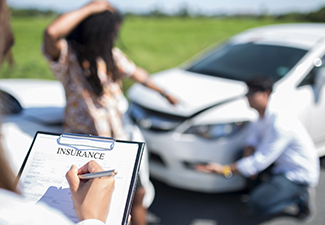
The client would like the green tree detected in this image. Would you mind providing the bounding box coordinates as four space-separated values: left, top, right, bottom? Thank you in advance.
305 6 325 22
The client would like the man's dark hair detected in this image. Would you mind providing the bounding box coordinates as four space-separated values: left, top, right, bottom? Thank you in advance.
66 10 121 97
245 76 274 93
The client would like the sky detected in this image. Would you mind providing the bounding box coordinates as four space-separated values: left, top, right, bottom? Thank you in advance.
7 0 325 15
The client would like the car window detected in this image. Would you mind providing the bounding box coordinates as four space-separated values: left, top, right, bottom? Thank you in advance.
298 55 325 87
187 43 307 82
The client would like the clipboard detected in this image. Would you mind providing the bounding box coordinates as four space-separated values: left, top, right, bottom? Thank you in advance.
17 131 145 225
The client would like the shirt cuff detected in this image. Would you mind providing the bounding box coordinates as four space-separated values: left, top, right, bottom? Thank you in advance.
236 156 258 177
76 219 106 225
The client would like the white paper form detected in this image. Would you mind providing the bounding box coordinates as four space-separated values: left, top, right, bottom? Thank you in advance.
19 133 141 225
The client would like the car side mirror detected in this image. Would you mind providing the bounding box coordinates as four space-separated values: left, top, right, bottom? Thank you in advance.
313 67 325 103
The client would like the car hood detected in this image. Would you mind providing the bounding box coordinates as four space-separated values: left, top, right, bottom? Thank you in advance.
127 68 247 117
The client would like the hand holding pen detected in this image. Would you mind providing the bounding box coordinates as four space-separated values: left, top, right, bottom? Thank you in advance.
66 160 115 223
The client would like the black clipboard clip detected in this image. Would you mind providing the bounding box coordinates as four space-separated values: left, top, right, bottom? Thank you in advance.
57 133 115 151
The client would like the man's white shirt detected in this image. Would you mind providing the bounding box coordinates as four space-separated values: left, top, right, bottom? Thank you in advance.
236 107 320 187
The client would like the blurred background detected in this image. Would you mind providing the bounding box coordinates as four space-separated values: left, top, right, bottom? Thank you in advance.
2 0 325 92
3 1 325 225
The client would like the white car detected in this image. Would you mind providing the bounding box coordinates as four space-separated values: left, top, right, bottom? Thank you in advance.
0 79 65 175
0 79 154 207
127 23 325 193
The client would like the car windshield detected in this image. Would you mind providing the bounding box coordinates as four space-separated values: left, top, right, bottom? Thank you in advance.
187 43 307 82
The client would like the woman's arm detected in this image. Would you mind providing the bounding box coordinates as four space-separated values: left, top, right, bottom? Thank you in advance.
131 67 179 105
43 1 114 61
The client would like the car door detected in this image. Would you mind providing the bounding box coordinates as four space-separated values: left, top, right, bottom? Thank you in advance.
297 54 325 152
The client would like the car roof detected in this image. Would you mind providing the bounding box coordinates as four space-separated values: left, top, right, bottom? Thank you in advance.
230 23 325 50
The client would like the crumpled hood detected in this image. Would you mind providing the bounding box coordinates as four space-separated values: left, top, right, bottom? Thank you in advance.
127 68 247 117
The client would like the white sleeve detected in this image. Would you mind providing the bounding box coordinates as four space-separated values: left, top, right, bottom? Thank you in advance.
244 122 259 147
0 189 106 225
236 117 292 177
34 202 105 225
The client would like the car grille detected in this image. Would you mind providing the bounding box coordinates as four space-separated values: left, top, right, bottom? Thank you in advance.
128 102 187 132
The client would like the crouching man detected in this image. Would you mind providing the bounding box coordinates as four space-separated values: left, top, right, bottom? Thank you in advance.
196 77 320 221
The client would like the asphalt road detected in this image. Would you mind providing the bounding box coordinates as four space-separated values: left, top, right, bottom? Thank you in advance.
147 158 325 225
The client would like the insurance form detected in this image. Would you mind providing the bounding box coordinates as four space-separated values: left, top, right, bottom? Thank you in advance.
18 132 144 225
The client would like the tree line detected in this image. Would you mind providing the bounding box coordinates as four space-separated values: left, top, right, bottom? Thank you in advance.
9 7 57 17
9 5 325 22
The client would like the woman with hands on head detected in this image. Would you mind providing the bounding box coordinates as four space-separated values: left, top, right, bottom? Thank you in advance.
43 0 178 140
43 1 177 225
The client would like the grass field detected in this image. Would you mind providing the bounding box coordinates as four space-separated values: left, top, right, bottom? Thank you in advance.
0 15 290 91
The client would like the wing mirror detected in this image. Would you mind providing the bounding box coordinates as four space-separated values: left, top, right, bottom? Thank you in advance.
313 66 325 103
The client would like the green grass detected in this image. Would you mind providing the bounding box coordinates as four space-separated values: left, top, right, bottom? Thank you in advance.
0 16 56 80
0 15 289 92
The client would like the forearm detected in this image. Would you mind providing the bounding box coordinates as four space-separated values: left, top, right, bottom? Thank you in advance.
43 7 91 59
43 1 114 60
131 67 179 105
196 162 240 178
215 163 240 178
46 7 91 41
131 67 164 94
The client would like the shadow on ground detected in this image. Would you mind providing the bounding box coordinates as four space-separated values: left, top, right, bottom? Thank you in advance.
148 178 299 225
147 156 325 225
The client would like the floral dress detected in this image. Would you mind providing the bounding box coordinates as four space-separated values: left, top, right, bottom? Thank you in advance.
43 39 136 140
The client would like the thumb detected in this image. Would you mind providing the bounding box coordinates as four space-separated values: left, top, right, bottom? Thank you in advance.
66 165 80 192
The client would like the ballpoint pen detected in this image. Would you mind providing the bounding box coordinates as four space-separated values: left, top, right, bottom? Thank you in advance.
79 169 118 179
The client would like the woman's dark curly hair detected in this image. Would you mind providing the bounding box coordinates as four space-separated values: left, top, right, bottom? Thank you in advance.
66 10 122 96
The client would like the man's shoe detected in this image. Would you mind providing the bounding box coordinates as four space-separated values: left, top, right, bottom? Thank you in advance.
296 187 316 223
